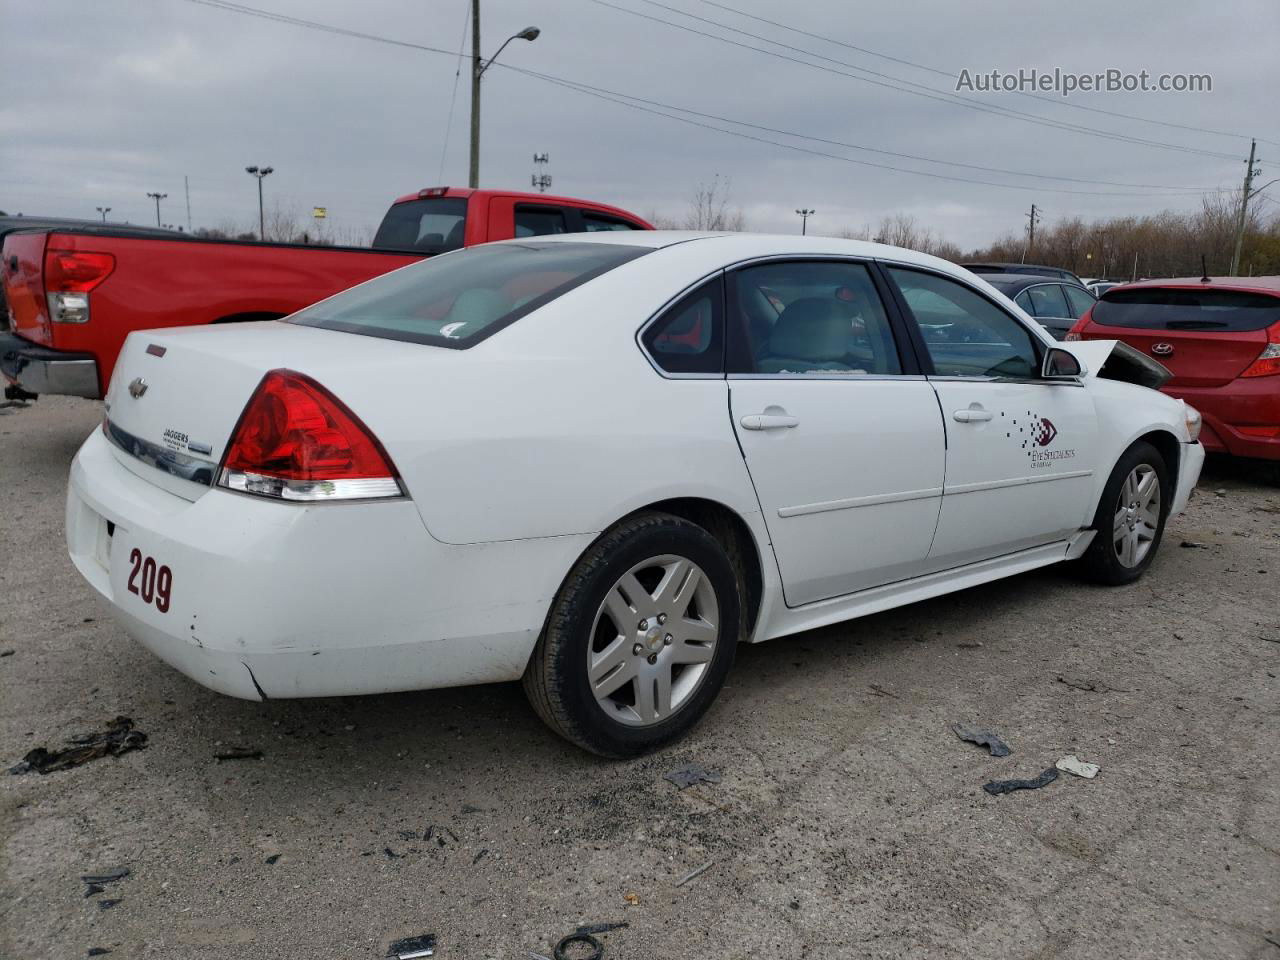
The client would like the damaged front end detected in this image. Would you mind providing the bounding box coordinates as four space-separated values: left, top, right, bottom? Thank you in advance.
1067 339 1172 390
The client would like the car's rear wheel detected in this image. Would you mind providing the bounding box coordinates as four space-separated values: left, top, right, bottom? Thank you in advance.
523 511 739 757
1076 440 1170 585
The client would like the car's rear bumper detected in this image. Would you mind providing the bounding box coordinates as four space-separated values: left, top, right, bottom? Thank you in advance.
0 330 99 399
66 429 592 700
1165 379 1280 461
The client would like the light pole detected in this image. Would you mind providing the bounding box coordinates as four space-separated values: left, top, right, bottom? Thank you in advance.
245 166 274 241
96 206 111 223
146 192 167 227
795 208 814 235
470 11 540 188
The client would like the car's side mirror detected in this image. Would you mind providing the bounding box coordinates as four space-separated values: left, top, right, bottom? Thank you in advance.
1043 347 1084 379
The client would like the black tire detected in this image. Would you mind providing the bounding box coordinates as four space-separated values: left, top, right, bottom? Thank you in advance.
522 511 740 758
1075 440 1170 585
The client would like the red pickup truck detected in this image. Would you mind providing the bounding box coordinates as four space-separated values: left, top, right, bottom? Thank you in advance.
2 187 651 401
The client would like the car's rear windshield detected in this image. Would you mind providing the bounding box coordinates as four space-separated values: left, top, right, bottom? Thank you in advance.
372 197 469 253
287 241 650 348
1092 288 1280 332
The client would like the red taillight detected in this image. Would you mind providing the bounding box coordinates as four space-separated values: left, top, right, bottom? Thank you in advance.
218 370 403 501
1063 306 1092 342
1241 324 1280 378
45 249 115 292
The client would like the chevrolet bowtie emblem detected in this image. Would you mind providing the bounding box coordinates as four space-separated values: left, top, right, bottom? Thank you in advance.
128 377 148 398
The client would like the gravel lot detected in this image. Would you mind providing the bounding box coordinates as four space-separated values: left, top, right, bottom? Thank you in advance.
2 395 1278 960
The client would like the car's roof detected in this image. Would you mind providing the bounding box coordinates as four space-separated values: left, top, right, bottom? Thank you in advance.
1105 276 1280 296
974 273 1073 291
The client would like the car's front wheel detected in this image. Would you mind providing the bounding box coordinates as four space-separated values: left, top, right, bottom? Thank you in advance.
1076 440 1170 585
523 511 739 757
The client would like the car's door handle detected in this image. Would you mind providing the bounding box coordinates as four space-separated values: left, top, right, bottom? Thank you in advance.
740 413 800 431
953 407 994 423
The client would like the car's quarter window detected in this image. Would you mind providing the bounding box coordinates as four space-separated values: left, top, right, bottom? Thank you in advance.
287 241 649 348
1026 283 1071 318
727 260 902 375
641 278 724 374
1014 290 1035 314
1063 284 1096 319
371 197 468 253
582 213 641 232
514 205 568 237
887 267 1040 379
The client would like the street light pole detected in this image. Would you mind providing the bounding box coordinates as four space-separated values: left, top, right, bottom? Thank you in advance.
468 3 540 189
245 166 274 241
795 208 814 235
146 192 167 227
96 206 111 223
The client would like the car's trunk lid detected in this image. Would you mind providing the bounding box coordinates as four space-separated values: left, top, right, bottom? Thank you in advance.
1086 286 1279 387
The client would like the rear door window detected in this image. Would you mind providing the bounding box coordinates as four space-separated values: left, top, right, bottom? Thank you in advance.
514 205 568 237
1092 288 1280 331
288 241 649 348
372 197 468 253
1026 283 1070 318
1063 284 1096 318
888 267 1040 379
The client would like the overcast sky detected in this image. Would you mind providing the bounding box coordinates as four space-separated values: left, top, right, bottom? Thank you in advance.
3 0 1278 248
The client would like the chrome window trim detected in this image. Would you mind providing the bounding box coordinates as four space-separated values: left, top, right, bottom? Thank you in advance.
727 373 927 382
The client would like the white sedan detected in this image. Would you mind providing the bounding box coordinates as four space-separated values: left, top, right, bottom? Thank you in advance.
67 232 1204 757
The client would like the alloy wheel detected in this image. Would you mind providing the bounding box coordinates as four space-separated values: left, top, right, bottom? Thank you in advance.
1112 463 1161 568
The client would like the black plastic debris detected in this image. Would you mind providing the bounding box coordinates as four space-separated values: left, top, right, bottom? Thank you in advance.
9 718 147 775
1179 540 1208 549
263 854 281 865
213 746 262 762
384 847 402 860
952 723 1012 757
574 922 629 935
387 933 436 959
983 767 1059 796
80 868 129 885
87 949 112 956
84 883 104 898
554 933 603 960
472 848 488 865
98 899 121 911
663 763 721 789
0 649 14 657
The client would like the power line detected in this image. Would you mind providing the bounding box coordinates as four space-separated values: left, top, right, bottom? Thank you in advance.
591 0 1242 161
175 0 1232 198
698 0 1280 147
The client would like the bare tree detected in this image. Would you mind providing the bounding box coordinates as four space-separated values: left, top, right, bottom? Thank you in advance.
683 175 746 231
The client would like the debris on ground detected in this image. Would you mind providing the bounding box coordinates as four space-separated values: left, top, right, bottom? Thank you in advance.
674 860 715 888
84 883 104 897
868 683 900 699
213 746 262 762
955 642 983 649
1261 635 1280 644
574 922 629 935
98 899 121 911
80 868 129 885
623 892 640 905
1056 755 1101 779
663 763 721 789
951 723 1011 757
87 949 111 957
471 848 488 865
1056 676 1132 694
1179 540 1209 549
263 854 281 865
9 717 147 775
553 933 602 960
0 649 14 657
386 933 436 959
983 767 1059 796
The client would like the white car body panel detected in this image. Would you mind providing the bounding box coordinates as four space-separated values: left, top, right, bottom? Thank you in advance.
67 232 1204 701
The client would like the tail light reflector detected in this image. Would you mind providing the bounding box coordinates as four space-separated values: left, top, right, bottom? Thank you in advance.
218 370 404 501
1241 324 1280 378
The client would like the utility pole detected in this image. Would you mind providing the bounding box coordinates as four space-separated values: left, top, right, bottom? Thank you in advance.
184 175 192 232
468 4 540 189
1022 204 1041 263
245 166 274 241
146 192 167 227
531 153 551 193
795 208 814 235
96 206 111 223
1230 139 1260 276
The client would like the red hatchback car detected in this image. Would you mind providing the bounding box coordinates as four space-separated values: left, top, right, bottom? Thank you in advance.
1068 276 1280 476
